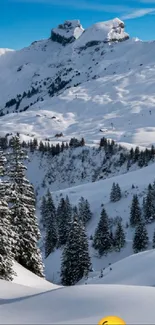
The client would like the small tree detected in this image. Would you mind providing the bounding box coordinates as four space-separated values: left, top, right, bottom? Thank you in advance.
93 207 111 256
78 197 92 225
61 217 90 286
133 221 149 253
152 229 155 249
57 198 72 246
114 221 126 251
130 194 141 227
110 182 116 202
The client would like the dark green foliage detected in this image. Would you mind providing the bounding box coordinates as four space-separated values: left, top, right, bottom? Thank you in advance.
78 197 93 225
143 183 155 223
7 136 44 277
61 217 91 286
57 197 72 246
114 220 126 251
130 194 142 227
152 229 155 249
44 190 58 258
93 207 111 256
110 182 121 202
133 221 149 253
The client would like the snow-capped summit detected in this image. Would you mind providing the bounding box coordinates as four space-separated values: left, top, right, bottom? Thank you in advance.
75 17 129 48
51 19 84 45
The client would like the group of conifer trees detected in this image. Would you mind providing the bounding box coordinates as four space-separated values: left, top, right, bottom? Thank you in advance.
0 135 44 281
40 193 93 285
130 182 155 253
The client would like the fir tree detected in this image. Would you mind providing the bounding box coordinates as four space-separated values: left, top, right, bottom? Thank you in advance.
110 182 116 202
143 184 155 223
44 190 57 258
114 220 126 251
0 151 15 281
133 221 149 253
110 183 121 202
152 229 155 249
78 197 92 224
57 197 72 246
7 136 44 277
93 207 111 256
130 194 141 227
40 196 47 229
115 183 121 201
61 217 91 286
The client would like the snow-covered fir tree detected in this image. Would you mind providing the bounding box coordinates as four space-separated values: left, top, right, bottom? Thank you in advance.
0 151 15 281
7 136 44 277
93 207 111 256
61 216 91 286
130 194 141 227
57 197 72 246
44 189 58 258
143 184 155 223
110 182 116 202
110 183 121 202
114 220 126 251
78 197 93 225
152 229 155 249
133 221 149 253
40 195 47 230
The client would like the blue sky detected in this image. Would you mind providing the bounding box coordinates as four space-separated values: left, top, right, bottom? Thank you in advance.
1 0 155 49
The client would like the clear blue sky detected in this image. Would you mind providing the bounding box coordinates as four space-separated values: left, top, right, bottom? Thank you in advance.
1 0 155 49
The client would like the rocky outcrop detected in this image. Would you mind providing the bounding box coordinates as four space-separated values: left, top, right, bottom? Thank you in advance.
51 20 84 46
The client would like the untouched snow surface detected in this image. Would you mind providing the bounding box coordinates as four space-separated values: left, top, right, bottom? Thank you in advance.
1 279 155 324
12 262 58 290
80 249 155 287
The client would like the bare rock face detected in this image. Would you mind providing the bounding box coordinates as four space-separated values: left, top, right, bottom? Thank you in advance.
51 20 84 46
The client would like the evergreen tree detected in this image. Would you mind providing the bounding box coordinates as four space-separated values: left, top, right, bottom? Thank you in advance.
110 183 121 202
57 197 72 246
93 207 111 256
133 221 149 253
114 221 126 251
78 197 92 225
110 182 116 202
130 194 141 227
115 183 121 201
143 184 155 223
152 229 155 249
7 136 44 277
40 196 47 229
0 197 14 281
0 151 14 281
65 195 72 221
61 217 91 286
44 190 58 258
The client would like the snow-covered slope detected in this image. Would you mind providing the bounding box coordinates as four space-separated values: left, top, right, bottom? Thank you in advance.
0 279 155 324
0 18 155 147
80 249 155 287
12 261 58 290
44 162 155 283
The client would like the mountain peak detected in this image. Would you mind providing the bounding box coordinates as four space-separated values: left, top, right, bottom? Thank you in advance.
51 20 84 46
75 17 129 48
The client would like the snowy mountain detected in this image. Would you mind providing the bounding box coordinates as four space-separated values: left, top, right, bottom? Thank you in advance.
1 17 155 323
0 17 155 147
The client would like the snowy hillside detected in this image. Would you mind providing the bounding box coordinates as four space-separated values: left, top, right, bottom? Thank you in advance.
44 162 155 283
0 18 155 147
80 249 155 287
1 279 155 324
